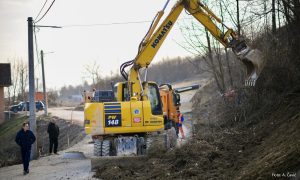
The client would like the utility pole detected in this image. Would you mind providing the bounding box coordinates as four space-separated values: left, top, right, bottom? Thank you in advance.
21 69 24 101
236 0 240 36
40 50 48 115
27 17 37 160
36 78 39 92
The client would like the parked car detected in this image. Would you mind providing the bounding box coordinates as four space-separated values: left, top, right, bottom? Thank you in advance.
10 101 45 113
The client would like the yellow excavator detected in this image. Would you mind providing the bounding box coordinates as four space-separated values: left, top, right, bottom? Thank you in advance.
84 0 265 156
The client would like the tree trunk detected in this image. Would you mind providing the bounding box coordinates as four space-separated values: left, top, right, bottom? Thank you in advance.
236 0 241 35
205 29 223 93
216 46 226 91
282 0 291 24
294 0 300 24
272 0 277 33
220 1 233 88
225 48 234 87
277 0 281 28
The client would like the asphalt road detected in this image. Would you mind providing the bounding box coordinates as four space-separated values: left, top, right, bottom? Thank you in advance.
48 107 84 125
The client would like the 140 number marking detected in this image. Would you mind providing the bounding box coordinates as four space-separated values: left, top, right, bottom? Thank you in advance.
105 114 121 127
107 120 119 126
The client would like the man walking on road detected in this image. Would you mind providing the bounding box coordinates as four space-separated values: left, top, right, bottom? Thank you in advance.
15 122 36 175
47 119 59 155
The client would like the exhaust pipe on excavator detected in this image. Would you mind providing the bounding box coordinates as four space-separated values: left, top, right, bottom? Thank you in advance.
231 39 265 86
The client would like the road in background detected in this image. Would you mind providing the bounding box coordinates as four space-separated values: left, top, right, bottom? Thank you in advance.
172 77 210 113
48 107 84 125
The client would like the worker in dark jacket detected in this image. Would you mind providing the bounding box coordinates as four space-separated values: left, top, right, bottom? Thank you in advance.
15 122 36 175
47 119 59 154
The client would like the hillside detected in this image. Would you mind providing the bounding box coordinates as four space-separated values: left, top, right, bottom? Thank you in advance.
94 23 300 179
191 82 300 179
91 79 299 179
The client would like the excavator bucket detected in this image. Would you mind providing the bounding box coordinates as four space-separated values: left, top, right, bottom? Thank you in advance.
237 48 265 86
231 39 265 86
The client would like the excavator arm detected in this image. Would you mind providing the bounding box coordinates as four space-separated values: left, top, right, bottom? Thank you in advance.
124 0 265 101
84 0 265 154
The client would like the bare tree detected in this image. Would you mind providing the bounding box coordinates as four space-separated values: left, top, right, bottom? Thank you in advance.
19 61 28 102
219 1 234 88
177 16 235 93
83 61 101 88
5 58 28 104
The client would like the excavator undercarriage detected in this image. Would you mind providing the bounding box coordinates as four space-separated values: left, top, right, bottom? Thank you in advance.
92 127 177 156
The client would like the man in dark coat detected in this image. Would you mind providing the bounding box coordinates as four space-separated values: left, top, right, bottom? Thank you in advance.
15 122 36 175
47 119 59 154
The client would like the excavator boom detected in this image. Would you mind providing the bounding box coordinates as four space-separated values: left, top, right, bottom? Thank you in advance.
84 0 266 157
124 0 265 99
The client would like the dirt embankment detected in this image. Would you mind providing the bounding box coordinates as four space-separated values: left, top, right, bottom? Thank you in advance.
0 115 85 168
36 116 86 155
192 82 300 179
94 81 299 180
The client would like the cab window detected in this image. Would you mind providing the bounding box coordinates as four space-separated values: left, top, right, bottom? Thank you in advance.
122 83 129 101
147 83 163 115
113 85 118 101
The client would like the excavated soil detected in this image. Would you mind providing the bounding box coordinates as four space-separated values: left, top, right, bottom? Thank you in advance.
94 81 300 180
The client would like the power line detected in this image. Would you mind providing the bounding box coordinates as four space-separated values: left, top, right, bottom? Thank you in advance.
61 20 153 28
35 0 56 23
33 28 42 87
34 0 48 21
33 27 41 79
60 18 193 28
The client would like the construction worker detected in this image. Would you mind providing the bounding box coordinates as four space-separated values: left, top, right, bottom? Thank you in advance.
15 121 36 175
47 119 60 155
177 111 185 139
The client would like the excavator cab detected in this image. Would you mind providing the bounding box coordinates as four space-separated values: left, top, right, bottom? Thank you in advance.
159 83 180 106
114 81 163 115
173 93 180 106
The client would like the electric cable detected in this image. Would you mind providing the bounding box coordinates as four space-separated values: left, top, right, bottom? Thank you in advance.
35 0 56 23
34 0 48 21
60 18 192 28
33 27 40 64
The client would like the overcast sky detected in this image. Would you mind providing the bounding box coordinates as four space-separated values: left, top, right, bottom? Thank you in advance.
0 0 194 89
